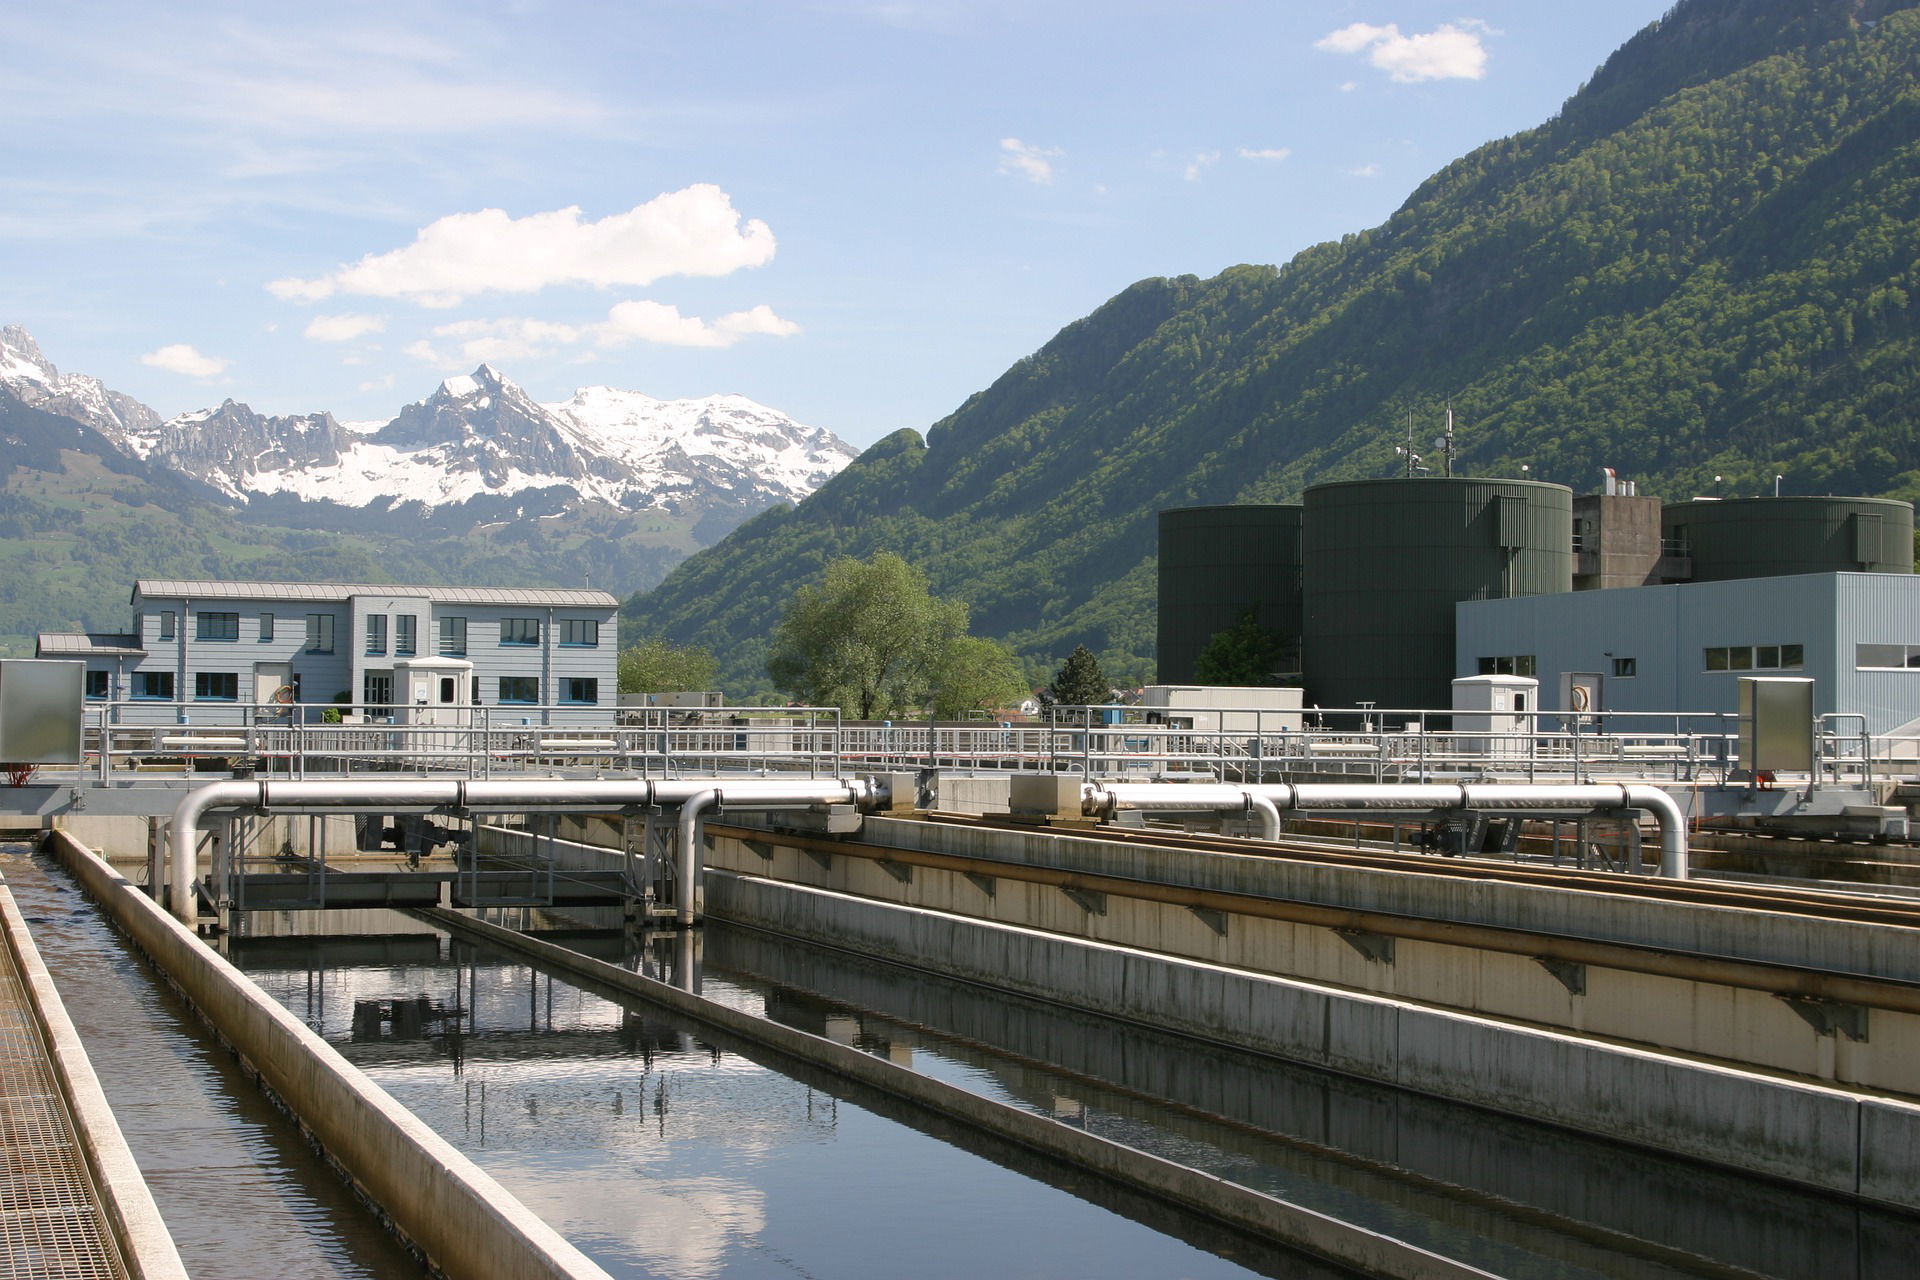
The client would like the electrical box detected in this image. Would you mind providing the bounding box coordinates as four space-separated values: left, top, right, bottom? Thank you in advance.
1738 676 1814 774
0 659 85 764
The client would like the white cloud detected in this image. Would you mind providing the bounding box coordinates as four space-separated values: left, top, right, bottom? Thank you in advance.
1237 147 1292 163
304 313 386 342
998 137 1061 185
269 185 777 307
357 374 396 392
404 301 801 365
139 343 229 378
1350 163 1382 178
1184 151 1222 182
1315 21 1490 83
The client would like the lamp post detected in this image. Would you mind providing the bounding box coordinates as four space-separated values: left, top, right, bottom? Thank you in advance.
1774 474 1784 497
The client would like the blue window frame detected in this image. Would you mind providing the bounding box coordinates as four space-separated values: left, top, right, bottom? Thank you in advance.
259 613 275 642
561 677 599 704
500 618 540 646
194 672 238 701
135 672 174 700
498 676 539 703
560 618 599 647
85 670 109 699
395 614 416 656
439 616 467 656
366 615 387 655
196 611 239 641
305 614 335 654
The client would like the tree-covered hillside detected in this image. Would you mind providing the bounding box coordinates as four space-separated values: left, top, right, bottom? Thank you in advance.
625 0 1920 693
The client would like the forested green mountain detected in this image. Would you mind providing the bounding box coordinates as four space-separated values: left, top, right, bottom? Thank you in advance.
626 0 1920 693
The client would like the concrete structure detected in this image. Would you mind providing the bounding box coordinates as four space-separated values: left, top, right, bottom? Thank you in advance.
1138 684 1304 733
1303 478 1573 711
1572 490 1689 589
38 579 617 726
1456 571 1920 735
1156 505 1304 684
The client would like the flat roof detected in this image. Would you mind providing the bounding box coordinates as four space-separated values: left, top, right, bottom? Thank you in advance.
35 633 145 657
132 579 618 608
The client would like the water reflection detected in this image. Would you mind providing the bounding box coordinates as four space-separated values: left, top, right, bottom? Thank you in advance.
236 924 1296 1280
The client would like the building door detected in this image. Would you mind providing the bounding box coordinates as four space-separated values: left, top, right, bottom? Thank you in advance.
254 661 292 706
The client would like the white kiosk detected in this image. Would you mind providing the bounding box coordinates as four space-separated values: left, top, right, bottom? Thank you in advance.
393 658 474 751
1451 674 1538 760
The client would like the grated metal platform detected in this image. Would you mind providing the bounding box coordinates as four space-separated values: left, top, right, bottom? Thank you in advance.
0 923 126 1279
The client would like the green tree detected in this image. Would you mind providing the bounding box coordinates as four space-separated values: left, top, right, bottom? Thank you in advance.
618 637 719 695
929 634 1027 719
1193 608 1296 685
766 553 966 719
1049 645 1111 706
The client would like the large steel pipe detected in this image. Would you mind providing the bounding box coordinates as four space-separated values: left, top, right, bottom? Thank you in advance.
1083 781 1690 879
168 775 885 928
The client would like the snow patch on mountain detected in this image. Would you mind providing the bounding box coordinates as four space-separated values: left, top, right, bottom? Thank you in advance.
0 325 164 444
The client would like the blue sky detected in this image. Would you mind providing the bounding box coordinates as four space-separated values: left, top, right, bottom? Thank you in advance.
3 1 1673 449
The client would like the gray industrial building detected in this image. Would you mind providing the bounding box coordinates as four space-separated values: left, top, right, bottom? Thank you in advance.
1456 571 1920 735
37 579 619 725
1160 482 1918 722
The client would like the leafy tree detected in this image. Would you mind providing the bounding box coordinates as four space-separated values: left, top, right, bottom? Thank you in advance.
766 552 965 719
1049 645 1111 706
1194 608 1296 685
929 635 1027 719
618 637 718 694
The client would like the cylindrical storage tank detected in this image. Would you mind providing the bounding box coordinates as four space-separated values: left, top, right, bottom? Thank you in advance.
1664 496 1915 581
1303 478 1572 712
1156 505 1303 684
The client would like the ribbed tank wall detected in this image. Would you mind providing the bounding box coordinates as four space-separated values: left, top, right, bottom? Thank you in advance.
1664 497 1915 581
1156 505 1304 683
1303 478 1573 711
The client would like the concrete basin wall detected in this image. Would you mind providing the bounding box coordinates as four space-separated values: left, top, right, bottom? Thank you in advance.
705 868 1920 1210
43 830 611 1280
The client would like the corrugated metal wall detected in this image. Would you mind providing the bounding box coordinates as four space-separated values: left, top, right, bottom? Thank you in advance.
1664 496 1914 581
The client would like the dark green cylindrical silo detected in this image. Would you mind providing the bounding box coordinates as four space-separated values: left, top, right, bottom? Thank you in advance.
1303 478 1573 711
1664 496 1915 581
1157 505 1304 684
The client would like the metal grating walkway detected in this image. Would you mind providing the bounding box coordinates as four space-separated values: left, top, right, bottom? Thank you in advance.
0 919 127 1280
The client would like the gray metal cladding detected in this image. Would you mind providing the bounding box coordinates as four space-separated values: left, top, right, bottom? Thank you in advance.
1156 505 1304 683
1302 478 1573 710
1663 497 1916 582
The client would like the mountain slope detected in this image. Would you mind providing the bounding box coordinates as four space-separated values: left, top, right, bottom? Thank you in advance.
626 0 1920 691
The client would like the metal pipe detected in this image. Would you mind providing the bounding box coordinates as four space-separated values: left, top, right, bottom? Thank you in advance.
1084 781 1690 879
676 790 718 927
168 775 883 930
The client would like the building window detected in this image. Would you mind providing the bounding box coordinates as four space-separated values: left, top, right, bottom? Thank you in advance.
196 611 239 641
366 615 387 655
561 677 599 704
135 672 174 700
1857 644 1920 669
395 614 416 656
194 672 238 701
1476 655 1537 677
363 672 393 707
500 618 540 646
1611 657 1637 679
305 614 335 653
158 611 176 641
440 616 467 657
498 676 539 704
85 670 109 699
1706 644 1803 672
259 613 275 642
560 618 599 647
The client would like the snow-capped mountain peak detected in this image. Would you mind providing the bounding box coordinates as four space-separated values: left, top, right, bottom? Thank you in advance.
1 327 857 537
0 325 163 445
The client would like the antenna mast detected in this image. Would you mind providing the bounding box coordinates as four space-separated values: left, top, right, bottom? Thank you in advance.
1441 403 1456 478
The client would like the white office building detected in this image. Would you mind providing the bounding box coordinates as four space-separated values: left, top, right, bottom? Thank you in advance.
38 579 619 725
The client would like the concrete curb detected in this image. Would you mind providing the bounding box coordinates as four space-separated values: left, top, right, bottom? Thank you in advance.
422 906 1501 1280
0 878 189 1280
44 830 612 1280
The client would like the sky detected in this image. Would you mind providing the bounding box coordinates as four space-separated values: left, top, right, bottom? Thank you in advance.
2 1 1675 450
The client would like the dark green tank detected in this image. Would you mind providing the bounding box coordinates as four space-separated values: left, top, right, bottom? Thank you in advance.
1303 478 1573 711
1664 496 1914 581
1156 505 1303 684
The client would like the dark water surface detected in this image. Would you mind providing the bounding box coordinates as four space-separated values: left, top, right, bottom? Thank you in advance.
0 846 424 1280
